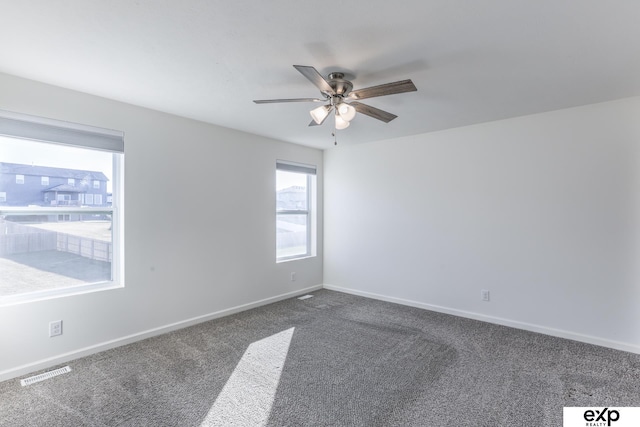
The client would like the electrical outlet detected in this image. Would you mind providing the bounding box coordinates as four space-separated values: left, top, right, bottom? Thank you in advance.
481 290 490 302
49 320 63 337
291 272 296 282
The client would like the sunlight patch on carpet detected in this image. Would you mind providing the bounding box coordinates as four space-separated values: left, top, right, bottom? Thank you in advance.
200 327 294 426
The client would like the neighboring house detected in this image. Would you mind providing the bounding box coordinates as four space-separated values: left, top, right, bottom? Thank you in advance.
0 162 109 207
277 185 307 210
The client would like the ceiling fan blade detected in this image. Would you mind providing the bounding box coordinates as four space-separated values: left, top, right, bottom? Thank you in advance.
350 101 398 123
293 65 335 96
253 98 325 104
347 79 417 100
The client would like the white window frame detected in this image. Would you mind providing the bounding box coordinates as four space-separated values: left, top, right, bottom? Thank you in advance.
41 176 49 186
0 191 6 202
93 180 100 189
67 178 75 186
16 174 24 184
276 160 316 262
0 109 124 306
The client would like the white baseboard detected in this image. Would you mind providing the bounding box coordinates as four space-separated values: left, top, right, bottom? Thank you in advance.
322 284 640 355
0 284 323 383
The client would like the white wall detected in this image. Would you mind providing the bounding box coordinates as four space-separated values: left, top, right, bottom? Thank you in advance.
324 97 640 353
0 73 323 380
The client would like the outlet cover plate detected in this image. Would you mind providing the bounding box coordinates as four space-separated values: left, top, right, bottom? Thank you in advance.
49 320 63 337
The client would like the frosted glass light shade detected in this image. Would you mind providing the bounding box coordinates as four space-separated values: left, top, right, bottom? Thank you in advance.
335 114 350 130
310 105 332 124
337 103 356 122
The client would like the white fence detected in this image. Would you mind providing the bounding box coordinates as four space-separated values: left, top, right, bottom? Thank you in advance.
0 220 111 262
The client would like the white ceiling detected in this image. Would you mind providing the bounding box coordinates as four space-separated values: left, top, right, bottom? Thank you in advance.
1 1 639 149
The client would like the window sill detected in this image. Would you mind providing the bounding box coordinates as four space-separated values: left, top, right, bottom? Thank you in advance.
0 281 124 307
276 255 316 264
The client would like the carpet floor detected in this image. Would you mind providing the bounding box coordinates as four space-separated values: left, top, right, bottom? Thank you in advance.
1 289 638 426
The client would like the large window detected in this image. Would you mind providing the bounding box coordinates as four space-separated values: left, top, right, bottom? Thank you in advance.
0 110 124 305
276 160 316 261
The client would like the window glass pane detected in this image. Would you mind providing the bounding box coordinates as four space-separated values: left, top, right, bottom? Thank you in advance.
0 136 114 298
276 166 314 261
276 170 308 211
276 213 308 259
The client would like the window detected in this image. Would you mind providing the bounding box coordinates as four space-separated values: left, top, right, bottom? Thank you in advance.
16 174 24 184
41 176 49 186
0 109 124 305
276 160 316 261
0 192 6 202
94 194 103 205
93 180 100 189
85 193 94 205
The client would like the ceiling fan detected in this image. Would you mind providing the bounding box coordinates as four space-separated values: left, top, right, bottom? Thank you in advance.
253 65 417 131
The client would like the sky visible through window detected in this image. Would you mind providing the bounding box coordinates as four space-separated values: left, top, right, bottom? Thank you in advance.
276 170 306 191
1 136 113 192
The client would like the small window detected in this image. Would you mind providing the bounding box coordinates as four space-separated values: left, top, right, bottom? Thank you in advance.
68 178 75 186
276 161 316 261
93 180 100 189
16 174 24 184
41 176 49 186
0 192 6 202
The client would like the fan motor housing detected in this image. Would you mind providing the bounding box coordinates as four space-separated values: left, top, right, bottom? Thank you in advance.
327 72 353 97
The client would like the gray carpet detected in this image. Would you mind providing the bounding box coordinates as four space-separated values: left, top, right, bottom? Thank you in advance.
1 290 638 426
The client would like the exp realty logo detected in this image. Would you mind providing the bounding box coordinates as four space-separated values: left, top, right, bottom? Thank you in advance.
583 408 619 426
564 407 640 427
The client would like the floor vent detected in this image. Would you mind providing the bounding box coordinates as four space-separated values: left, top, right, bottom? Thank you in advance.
20 366 72 386
298 294 314 300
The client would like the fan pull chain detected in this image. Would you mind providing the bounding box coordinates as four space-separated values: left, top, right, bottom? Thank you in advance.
332 131 337 145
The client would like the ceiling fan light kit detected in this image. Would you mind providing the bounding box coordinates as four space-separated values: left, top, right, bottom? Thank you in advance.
337 102 356 122
254 65 417 142
310 104 333 125
334 114 350 130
